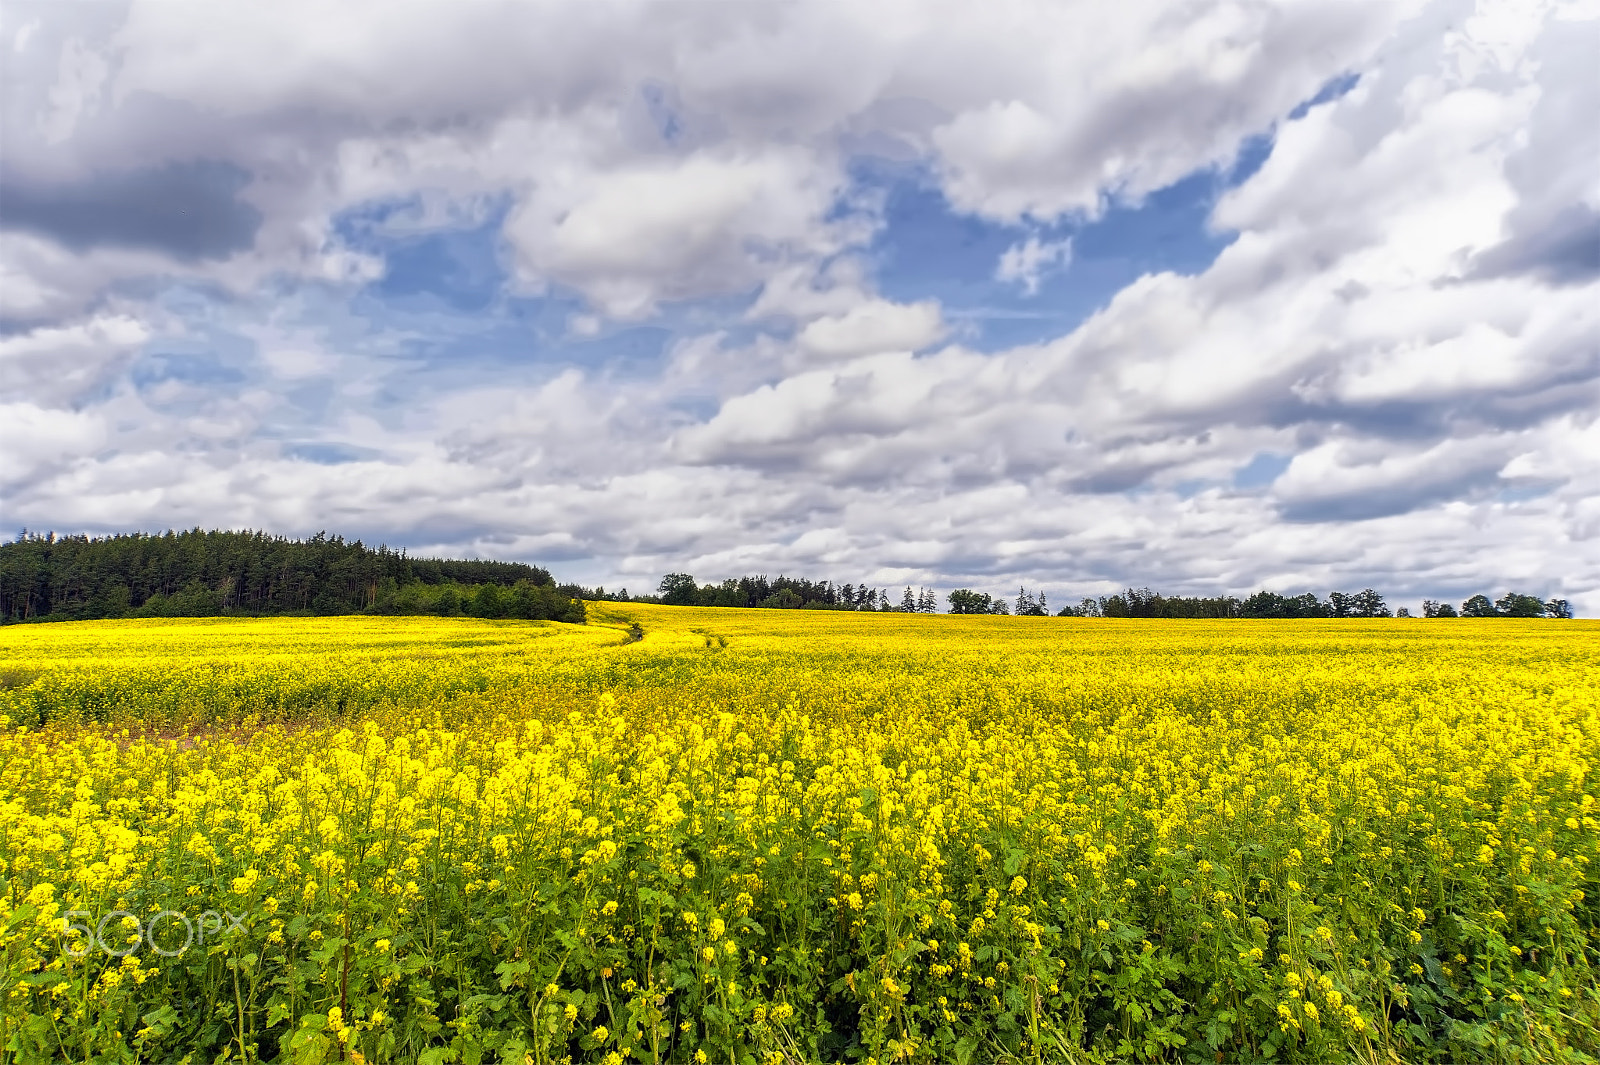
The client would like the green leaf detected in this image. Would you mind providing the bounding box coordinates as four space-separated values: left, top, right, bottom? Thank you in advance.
289 1026 332 1065
495 958 530 990
139 1004 180 1037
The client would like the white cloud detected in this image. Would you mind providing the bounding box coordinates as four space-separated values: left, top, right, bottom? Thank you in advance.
0 403 107 488
1 0 1412 313
2 0 1597 616
0 313 151 407
927 1 1417 222
995 235 1071 295
504 147 857 318
40 36 109 145
797 300 944 360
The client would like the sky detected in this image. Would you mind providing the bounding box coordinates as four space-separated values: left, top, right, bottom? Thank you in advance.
1 0 1597 612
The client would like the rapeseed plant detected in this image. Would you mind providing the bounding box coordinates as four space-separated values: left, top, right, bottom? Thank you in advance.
0 607 1595 1062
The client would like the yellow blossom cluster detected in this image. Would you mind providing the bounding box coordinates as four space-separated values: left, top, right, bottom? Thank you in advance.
0 606 1595 1063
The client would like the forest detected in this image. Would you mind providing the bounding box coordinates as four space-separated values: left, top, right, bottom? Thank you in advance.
656 576 1573 620
651 572 934 611
0 530 583 624
0 530 1573 624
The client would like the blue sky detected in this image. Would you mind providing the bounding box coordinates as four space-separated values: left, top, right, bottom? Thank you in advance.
1 0 1596 611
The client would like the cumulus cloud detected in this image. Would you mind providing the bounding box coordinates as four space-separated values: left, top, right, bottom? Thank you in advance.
0 314 151 407
995 236 1072 295
504 147 858 318
796 300 944 360
2 0 1597 614
0 404 108 490
1 0 1412 313
926 2 1413 221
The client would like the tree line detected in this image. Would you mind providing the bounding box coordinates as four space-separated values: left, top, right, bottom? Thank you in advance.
662 576 1573 620
644 574 1578 619
2 530 1574 625
0 530 583 624
965 586 1572 619
651 573 937 611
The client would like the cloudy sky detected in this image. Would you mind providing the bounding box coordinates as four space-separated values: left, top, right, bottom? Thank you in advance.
1 0 1596 611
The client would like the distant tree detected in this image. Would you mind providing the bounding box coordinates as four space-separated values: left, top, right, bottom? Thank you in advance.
1055 598 1096 617
1237 591 1327 619
1327 591 1352 618
1242 592 1284 618
948 589 992 614
1496 592 1547 618
0 527 560 623
155 579 222 617
1460 594 1496 617
1351 589 1390 618
901 587 917 612
1395 607 1412 618
1015 587 1047 616
1294 594 1328 618
989 598 1010 615
469 583 507 618
658 573 700 606
1545 597 1573 619
557 581 642 604
759 587 804 609
509 580 541 619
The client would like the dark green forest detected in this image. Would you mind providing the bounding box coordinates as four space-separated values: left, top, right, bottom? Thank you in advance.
653 572 914 611
0 530 583 624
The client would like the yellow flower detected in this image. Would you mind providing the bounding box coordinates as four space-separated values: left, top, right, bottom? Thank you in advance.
5 605 1591 1064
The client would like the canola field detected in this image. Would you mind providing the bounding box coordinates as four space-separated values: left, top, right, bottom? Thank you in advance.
0 606 1596 1064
